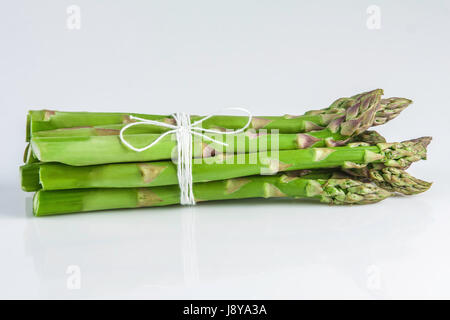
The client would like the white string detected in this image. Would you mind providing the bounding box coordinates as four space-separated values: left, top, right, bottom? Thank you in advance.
119 107 253 205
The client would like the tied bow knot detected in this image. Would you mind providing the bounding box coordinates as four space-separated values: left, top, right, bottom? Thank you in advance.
119 108 253 205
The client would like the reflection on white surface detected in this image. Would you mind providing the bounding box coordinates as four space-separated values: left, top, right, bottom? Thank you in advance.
181 208 199 287
11 192 436 299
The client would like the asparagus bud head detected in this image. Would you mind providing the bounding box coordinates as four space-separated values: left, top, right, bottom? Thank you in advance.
368 167 432 195
378 136 431 168
373 97 412 126
314 178 392 205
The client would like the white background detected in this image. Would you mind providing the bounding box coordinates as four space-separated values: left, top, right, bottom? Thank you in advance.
1 0 449 299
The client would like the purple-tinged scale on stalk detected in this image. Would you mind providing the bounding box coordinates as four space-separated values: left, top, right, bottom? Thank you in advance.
265 159 292 174
342 161 367 169
346 142 370 148
251 117 273 130
327 116 345 133
137 189 162 206
285 170 312 178
280 174 300 183
312 148 335 162
225 178 251 194
163 118 177 125
305 180 324 197
411 136 432 148
208 126 227 132
324 137 349 147
351 130 386 145
138 164 168 183
201 142 216 158
364 150 385 163
345 101 361 120
263 183 287 198
296 133 321 149
283 114 300 119
340 118 362 136
277 160 292 172
361 94 377 109
320 113 342 124
245 130 269 139
303 110 323 116
43 110 56 121
94 128 121 136
359 108 378 133
122 115 135 124
329 97 354 110
303 121 324 131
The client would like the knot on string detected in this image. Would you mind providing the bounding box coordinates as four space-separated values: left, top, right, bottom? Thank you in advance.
119 108 252 205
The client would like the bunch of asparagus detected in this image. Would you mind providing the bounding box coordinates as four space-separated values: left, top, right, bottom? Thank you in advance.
21 89 432 216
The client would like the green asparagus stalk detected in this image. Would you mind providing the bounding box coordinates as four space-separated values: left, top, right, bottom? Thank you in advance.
29 132 309 166
26 108 336 139
22 137 430 191
27 89 396 139
33 171 393 216
27 128 368 166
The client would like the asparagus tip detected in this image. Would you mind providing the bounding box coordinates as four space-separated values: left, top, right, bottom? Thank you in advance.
320 178 392 205
378 136 432 167
373 97 413 126
369 167 432 195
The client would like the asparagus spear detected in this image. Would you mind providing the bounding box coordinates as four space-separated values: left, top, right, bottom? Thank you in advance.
367 167 432 195
344 134 432 195
28 128 367 166
29 132 310 166
343 164 432 195
34 99 403 138
32 96 408 140
372 98 412 126
22 137 430 191
27 89 393 139
33 172 393 216
305 97 411 128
